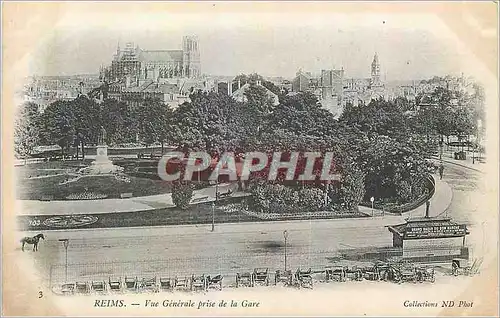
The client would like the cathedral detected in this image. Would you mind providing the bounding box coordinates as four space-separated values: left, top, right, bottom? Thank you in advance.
101 35 201 83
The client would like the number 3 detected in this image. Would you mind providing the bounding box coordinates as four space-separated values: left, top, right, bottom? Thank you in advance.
38 291 43 298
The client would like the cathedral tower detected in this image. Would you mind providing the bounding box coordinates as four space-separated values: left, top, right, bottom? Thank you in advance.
182 36 201 78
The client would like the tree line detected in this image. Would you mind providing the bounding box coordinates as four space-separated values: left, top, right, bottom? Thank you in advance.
14 75 484 212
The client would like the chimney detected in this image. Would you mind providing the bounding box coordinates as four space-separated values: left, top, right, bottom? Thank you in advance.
238 80 241 90
425 200 430 218
228 81 233 96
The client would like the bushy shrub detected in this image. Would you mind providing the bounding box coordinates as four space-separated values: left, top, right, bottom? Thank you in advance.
250 182 326 214
396 180 412 203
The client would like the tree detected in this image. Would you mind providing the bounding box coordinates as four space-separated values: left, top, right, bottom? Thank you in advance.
330 160 366 211
100 98 135 145
133 98 172 151
71 96 101 159
14 102 40 162
39 100 76 158
169 91 247 153
340 97 410 140
243 83 275 114
171 181 194 209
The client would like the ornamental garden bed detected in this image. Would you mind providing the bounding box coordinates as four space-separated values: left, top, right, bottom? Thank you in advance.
17 197 365 231
15 160 174 200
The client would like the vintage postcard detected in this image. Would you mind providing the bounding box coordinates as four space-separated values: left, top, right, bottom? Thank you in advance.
2 1 499 316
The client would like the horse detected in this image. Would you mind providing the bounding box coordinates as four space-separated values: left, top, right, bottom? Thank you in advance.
20 234 45 252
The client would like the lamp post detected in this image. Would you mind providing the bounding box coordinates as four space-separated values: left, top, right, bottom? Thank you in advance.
58 239 69 282
370 196 375 216
211 202 215 232
283 230 289 271
212 168 220 232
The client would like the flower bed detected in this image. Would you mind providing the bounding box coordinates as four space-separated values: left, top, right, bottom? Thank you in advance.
65 192 108 200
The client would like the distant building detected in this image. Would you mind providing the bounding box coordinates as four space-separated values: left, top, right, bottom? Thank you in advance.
292 71 317 93
104 36 201 83
290 53 389 113
370 52 382 88
231 81 279 106
21 75 101 110
107 77 215 109
101 36 214 109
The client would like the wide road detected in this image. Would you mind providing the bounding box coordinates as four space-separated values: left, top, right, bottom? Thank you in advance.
438 161 495 263
18 161 487 286
21 216 403 285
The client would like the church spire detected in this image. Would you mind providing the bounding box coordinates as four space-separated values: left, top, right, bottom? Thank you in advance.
371 52 381 86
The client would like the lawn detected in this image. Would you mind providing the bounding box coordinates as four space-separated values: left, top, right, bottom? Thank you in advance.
15 160 174 200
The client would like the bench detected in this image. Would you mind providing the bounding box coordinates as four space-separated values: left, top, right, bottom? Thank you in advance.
190 196 209 203
120 193 133 199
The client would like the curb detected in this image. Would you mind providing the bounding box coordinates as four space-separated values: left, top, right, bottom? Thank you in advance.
17 214 405 234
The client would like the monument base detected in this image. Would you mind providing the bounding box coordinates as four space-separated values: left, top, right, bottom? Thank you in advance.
94 145 112 164
79 144 123 175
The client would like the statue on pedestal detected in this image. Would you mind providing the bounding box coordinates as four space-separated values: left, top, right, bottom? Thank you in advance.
98 126 107 145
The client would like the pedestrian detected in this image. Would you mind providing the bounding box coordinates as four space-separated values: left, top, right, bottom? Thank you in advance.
438 163 444 180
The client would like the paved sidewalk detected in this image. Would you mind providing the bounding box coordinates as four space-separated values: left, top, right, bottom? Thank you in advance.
18 173 452 223
402 175 453 219
432 150 486 173
358 173 453 220
17 183 238 216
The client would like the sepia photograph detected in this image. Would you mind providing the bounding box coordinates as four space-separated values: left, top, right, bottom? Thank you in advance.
2 1 499 316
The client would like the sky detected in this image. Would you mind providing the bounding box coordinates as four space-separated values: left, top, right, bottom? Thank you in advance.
28 10 473 81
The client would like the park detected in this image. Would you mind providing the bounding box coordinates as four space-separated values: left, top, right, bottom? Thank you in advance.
14 74 486 297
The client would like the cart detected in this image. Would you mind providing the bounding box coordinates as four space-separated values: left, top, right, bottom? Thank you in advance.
452 258 472 276
236 272 254 288
191 275 207 292
362 265 380 281
159 277 175 292
60 283 75 295
75 281 90 294
206 275 223 291
108 277 122 292
124 276 138 292
399 265 417 283
141 276 159 293
346 266 363 281
252 268 270 286
91 281 106 293
416 266 435 283
326 266 347 282
174 276 190 291
275 270 293 286
295 268 313 289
